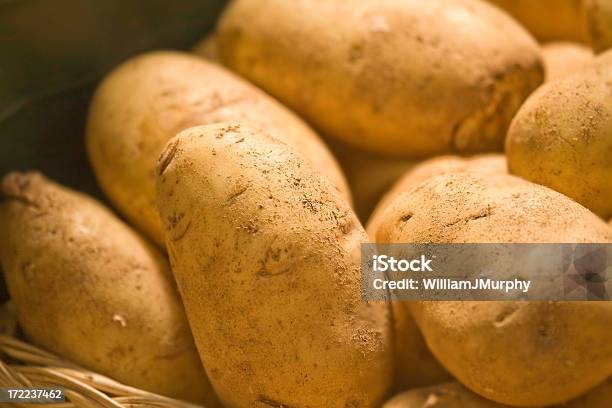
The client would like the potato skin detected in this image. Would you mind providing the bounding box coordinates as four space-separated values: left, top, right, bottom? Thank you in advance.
192 34 220 62
542 42 594 81
367 154 506 238
86 51 349 246
374 172 612 406
506 51 612 219
383 382 513 408
585 0 612 53
0 173 217 405
217 0 543 156
486 0 588 43
155 123 392 407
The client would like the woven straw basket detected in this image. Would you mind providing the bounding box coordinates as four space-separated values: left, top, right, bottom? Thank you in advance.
0 303 205 408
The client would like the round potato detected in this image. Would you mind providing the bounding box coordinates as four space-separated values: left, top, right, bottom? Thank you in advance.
506 50 612 219
155 123 392 407
585 0 612 53
542 42 594 81
0 172 218 405
367 154 506 238
486 0 589 43
86 51 349 246
217 0 543 156
383 382 514 408
375 172 612 406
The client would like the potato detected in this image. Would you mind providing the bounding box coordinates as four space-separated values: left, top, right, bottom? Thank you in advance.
155 123 392 408
383 382 513 408
0 172 218 405
486 0 588 42
542 42 594 81
86 51 349 246
192 34 220 62
506 51 612 219
374 172 612 406
585 0 612 53
217 0 543 156
367 154 506 238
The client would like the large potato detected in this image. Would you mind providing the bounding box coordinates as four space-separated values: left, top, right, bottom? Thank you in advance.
585 0 612 53
86 51 349 246
0 172 217 405
367 154 506 237
486 0 588 42
155 123 392 407
374 173 612 406
506 51 612 219
217 0 543 156
542 42 594 81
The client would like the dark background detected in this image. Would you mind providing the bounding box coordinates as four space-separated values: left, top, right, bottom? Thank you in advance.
0 0 228 302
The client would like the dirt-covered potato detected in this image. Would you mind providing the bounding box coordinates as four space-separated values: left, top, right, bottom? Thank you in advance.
0 172 218 405
383 382 513 408
86 51 349 246
506 51 612 219
374 172 612 406
585 0 612 53
217 0 543 157
155 123 392 407
367 154 506 237
486 0 589 43
542 42 594 81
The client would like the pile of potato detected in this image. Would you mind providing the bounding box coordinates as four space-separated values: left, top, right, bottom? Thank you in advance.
0 0 611 407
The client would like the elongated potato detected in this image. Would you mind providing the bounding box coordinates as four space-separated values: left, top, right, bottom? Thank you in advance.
486 0 588 43
367 154 506 238
542 42 594 81
156 123 392 408
375 173 612 406
585 0 612 52
0 173 218 405
86 51 349 246
217 0 543 156
506 51 612 219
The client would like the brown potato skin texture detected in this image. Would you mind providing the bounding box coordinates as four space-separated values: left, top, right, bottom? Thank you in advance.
506 51 612 219
374 173 612 406
192 34 220 62
585 0 612 53
367 154 506 238
542 42 594 81
86 51 349 247
487 0 589 43
0 173 218 405
217 0 543 157
155 123 392 408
